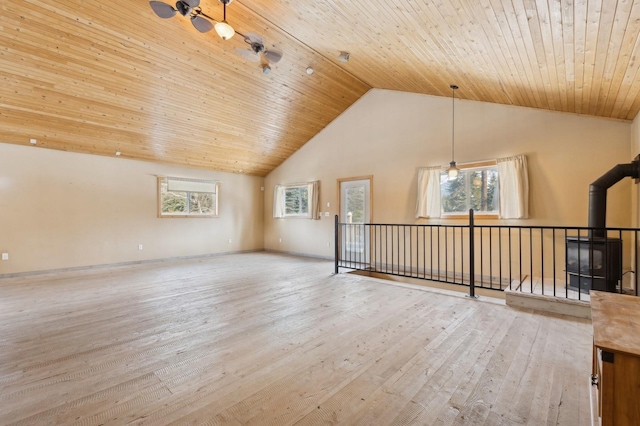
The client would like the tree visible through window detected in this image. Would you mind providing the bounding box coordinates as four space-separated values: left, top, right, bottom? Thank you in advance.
440 165 498 215
285 186 309 216
345 186 365 223
158 177 218 217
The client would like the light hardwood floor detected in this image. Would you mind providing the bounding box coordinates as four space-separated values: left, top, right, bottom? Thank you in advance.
0 253 592 425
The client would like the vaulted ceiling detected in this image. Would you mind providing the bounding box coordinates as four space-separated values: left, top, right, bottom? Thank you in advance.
2 0 640 176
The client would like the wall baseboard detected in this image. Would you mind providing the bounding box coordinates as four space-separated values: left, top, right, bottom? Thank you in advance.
0 249 264 279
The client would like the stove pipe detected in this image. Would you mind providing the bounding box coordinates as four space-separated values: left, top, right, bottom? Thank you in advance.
588 159 640 238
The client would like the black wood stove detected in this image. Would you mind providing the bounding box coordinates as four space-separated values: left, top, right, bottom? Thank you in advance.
566 237 621 293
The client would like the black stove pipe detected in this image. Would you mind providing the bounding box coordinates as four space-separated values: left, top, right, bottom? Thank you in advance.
588 159 640 238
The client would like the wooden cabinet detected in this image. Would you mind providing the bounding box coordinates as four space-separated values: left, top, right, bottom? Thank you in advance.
590 291 640 426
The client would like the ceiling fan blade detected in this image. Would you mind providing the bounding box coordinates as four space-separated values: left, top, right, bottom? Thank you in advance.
244 32 263 45
264 49 283 64
191 16 213 33
149 1 176 18
182 0 200 7
235 49 261 63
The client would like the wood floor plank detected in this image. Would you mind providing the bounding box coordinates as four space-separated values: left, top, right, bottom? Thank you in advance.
0 253 593 425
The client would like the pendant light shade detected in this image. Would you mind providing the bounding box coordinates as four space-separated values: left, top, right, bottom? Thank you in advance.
447 84 460 179
448 161 459 179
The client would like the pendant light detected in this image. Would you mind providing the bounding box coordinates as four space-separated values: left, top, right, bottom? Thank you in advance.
447 84 460 179
215 0 235 40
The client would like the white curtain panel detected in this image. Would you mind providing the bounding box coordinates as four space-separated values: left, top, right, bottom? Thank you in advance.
415 167 442 218
273 184 285 218
307 181 320 219
497 155 529 219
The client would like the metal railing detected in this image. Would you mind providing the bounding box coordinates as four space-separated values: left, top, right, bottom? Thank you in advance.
334 211 640 301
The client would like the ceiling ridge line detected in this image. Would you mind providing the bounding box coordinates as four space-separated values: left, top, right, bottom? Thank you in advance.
235 1 372 89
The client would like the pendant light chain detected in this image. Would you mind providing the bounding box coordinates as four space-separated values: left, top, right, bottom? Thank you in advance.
447 84 459 179
451 85 455 163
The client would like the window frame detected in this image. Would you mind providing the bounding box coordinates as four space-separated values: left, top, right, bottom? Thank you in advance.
157 177 219 218
283 184 310 218
440 160 499 219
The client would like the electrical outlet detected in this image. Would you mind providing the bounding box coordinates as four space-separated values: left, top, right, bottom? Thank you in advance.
324 212 330 217
1 253 8 260
279 238 282 243
138 244 143 250
327 242 331 247
228 238 232 244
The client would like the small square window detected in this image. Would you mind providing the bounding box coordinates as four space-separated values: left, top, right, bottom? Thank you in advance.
284 186 309 216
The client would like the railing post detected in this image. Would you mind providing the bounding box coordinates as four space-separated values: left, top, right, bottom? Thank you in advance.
334 215 339 274
469 209 476 298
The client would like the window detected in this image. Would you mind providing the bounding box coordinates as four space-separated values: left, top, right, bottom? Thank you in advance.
284 185 309 216
158 177 218 218
273 181 320 219
440 163 499 216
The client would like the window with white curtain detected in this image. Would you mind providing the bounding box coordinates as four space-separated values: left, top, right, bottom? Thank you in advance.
158 177 219 218
274 181 320 219
416 155 528 219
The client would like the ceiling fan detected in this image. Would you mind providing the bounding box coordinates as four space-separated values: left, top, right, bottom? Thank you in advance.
149 0 283 72
235 33 283 74
149 0 214 34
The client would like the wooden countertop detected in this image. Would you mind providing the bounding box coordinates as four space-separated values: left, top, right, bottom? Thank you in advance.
591 290 640 356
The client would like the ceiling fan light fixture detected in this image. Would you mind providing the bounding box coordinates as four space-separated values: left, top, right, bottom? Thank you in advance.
215 20 235 40
175 0 192 16
338 51 350 63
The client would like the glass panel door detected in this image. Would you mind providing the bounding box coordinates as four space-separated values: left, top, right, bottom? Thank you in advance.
340 178 371 266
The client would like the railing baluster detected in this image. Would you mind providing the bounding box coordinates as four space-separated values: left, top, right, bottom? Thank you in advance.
423 226 426 279
509 228 512 290
480 226 483 288
540 228 544 295
552 228 556 297
489 228 493 289
529 228 533 294
469 210 475 298
461 225 464 285
564 228 568 298
453 227 456 284
499 227 503 290
445 226 448 283
633 231 638 296
334 215 339 274
437 227 441 281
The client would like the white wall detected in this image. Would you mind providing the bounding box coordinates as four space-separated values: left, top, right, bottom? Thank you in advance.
265 89 633 259
0 144 264 275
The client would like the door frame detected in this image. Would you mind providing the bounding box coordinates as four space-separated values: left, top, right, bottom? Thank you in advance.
336 175 373 264
337 175 373 223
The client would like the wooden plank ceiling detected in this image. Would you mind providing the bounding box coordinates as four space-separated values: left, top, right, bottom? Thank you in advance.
2 0 640 175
